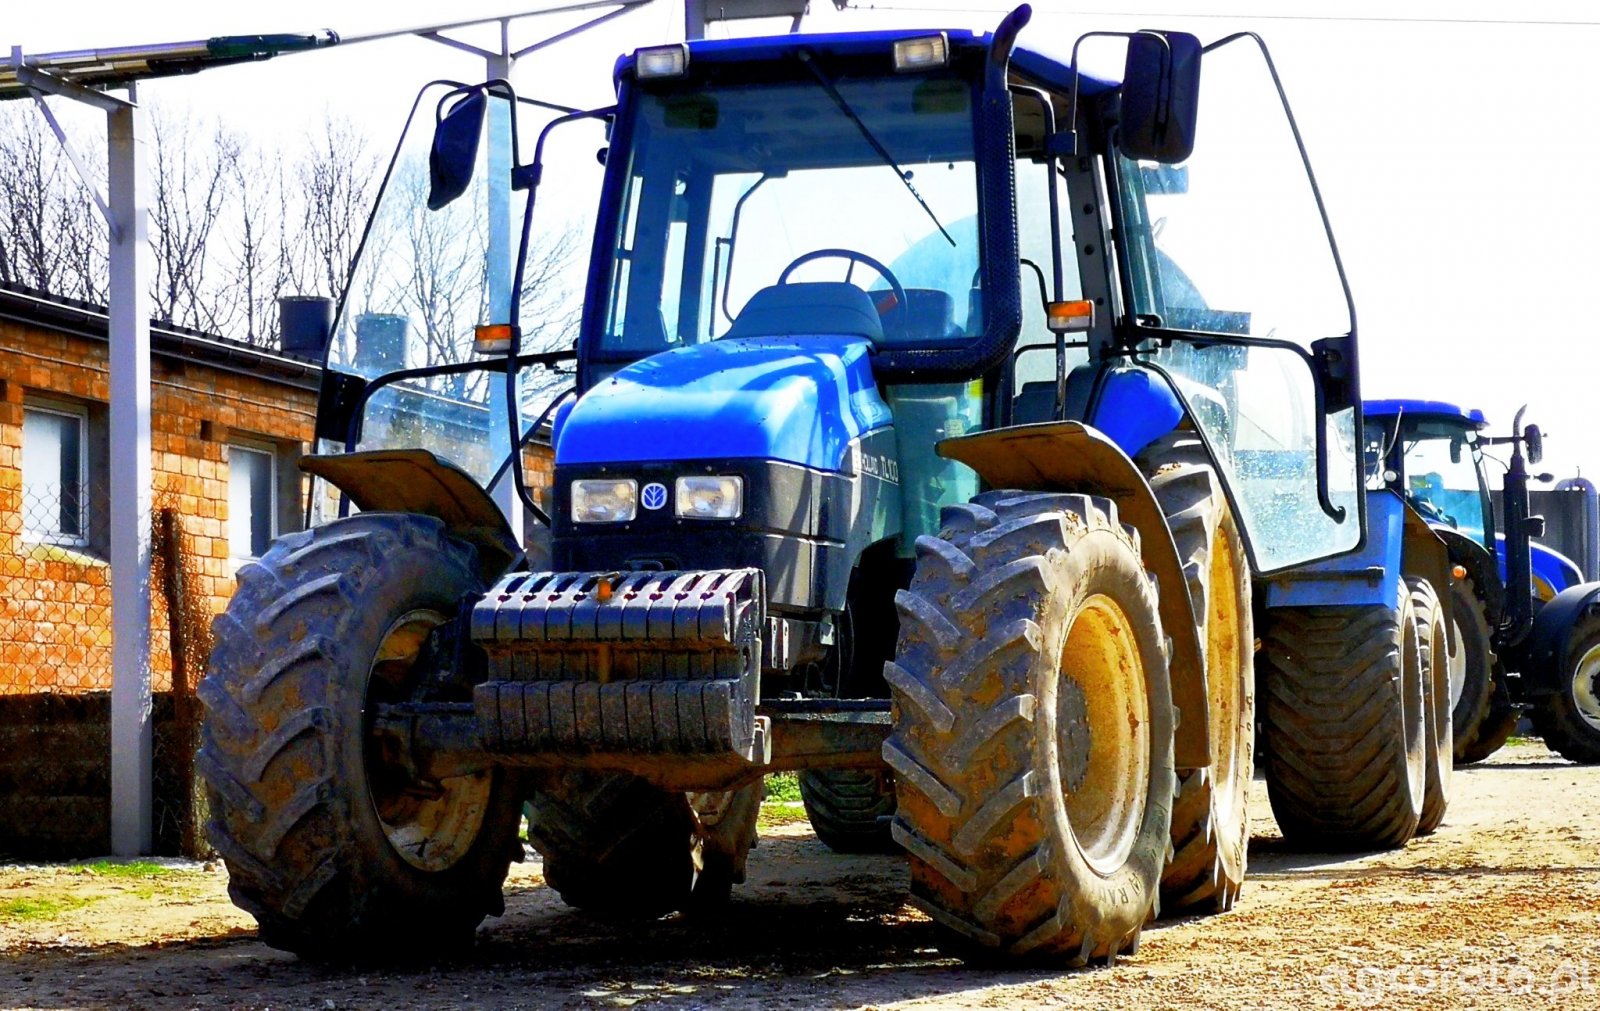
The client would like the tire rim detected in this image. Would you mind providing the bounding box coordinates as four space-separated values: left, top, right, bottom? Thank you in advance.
1572 644 1600 732
1401 598 1428 793
365 608 493 873
1447 616 1469 712
1057 594 1151 876
1206 523 1247 829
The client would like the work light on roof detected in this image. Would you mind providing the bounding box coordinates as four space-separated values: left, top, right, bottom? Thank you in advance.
636 44 688 79
893 34 949 72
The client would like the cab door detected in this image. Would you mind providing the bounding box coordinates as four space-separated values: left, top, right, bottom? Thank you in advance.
1111 33 1363 574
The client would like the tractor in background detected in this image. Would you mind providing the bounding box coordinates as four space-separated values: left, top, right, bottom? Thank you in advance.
198 6 1450 964
1365 400 1600 765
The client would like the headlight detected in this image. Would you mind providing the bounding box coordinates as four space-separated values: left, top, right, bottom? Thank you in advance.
571 479 637 523
675 475 742 519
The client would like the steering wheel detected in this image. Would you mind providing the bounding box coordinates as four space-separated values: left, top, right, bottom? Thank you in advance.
777 248 908 316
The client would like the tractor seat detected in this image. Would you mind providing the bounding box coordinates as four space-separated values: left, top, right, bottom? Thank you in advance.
881 288 959 342
724 283 883 343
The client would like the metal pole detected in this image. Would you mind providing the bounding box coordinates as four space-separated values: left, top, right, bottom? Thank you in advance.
107 87 154 856
685 0 707 40
484 34 523 534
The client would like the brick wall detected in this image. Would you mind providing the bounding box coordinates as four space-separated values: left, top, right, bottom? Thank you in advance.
0 316 318 695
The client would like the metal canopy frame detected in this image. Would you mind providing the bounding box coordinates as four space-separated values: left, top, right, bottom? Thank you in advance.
1 0 659 856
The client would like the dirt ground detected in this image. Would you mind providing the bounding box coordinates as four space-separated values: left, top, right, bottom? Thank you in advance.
3 740 1598 1011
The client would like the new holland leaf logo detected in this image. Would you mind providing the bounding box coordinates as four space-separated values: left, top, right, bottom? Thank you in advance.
641 482 668 511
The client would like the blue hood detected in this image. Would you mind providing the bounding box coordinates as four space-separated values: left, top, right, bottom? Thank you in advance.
1495 534 1584 596
555 337 892 472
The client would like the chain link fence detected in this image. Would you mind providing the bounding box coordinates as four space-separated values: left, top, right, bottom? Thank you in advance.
1 483 211 857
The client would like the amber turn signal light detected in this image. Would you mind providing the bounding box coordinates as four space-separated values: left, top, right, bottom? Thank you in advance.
474 323 516 354
1046 299 1094 333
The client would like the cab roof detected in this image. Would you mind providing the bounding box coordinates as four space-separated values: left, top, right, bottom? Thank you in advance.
1364 398 1488 428
616 30 1117 95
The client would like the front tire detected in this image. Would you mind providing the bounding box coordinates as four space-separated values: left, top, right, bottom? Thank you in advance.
1448 576 1514 765
1529 617 1600 765
884 492 1175 962
198 514 524 959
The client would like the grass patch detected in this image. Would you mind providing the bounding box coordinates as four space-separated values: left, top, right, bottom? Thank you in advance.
758 802 810 831
79 860 173 879
0 895 93 922
766 772 802 803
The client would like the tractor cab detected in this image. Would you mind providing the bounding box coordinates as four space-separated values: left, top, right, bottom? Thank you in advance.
1366 399 1496 550
1365 398 1580 601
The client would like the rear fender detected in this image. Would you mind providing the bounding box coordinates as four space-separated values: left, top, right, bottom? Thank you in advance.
1264 491 1455 655
301 450 522 583
1522 581 1600 698
939 421 1210 769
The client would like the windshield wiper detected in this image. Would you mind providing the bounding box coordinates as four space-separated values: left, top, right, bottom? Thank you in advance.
798 51 955 247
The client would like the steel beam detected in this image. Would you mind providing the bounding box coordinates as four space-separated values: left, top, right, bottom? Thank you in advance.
106 90 154 855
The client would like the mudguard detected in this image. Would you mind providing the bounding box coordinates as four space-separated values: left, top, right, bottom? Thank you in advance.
938 420 1210 770
1522 581 1600 698
301 449 521 582
1264 490 1455 653
1434 527 1505 625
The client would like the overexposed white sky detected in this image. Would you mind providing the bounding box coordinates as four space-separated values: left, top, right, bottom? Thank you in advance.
8 0 1600 477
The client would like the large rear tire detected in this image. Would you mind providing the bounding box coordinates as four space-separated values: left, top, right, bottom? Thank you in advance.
198 514 524 959
1409 578 1452 834
1448 576 1514 765
1529 616 1600 765
1258 592 1426 851
1137 434 1254 915
798 769 898 853
885 491 1175 962
526 774 763 916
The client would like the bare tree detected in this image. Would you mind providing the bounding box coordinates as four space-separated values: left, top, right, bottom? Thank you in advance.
290 118 380 304
147 112 239 332
0 104 107 302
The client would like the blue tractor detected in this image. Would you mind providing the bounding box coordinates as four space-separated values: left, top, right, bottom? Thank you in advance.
199 8 1440 963
1364 400 1600 765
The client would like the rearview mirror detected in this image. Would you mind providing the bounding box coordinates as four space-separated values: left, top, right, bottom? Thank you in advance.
1121 30 1202 164
428 88 487 211
1449 437 1463 465
1525 424 1544 465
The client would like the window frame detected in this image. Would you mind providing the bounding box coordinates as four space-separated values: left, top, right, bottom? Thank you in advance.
21 400 91 548
227 438 279 561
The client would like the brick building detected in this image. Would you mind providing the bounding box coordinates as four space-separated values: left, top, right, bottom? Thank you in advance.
0 283 559 855
1 284 321 697
0 283 320 855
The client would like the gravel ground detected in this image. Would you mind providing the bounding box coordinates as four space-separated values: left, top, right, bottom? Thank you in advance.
2 740 1597 1010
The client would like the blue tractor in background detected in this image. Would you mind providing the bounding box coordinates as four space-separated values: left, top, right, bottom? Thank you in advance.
1364 400 1600 766
198 7 1450 964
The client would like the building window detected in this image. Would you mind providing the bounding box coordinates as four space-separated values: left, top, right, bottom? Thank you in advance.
22 404 88 545
229 443 277 559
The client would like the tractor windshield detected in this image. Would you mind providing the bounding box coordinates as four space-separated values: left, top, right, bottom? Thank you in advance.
1399 420 1494 550
596 72 982 359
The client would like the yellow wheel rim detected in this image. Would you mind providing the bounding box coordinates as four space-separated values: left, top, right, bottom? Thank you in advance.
1058 594 1151 875
365 609 493 873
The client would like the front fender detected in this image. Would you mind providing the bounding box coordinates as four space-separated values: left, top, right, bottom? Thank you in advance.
938 421 1210 770
301 450 522 583
1523 581 1600 698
